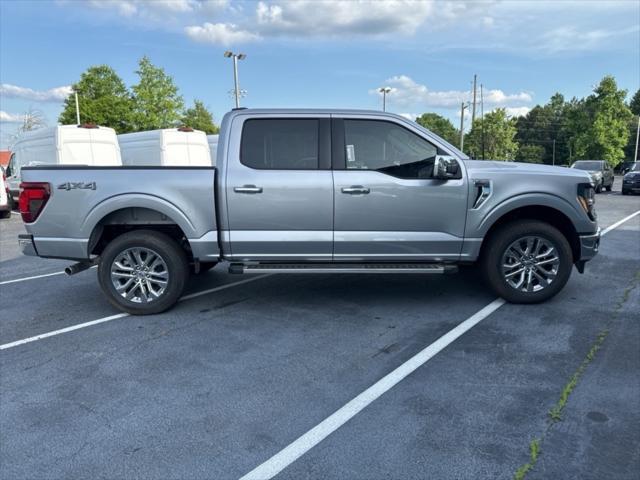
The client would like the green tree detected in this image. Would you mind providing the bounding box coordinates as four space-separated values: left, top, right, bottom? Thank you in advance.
465 108 518 161
572 76 632 167
180 100 219 134
629 88 640 116
517 144 546 164
415 112 458 146
131 56 184 131
515 93 570 165
58 65 134 132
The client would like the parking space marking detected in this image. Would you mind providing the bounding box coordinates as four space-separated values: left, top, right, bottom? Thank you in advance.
0 271 66 285
0 266 98 286
239 298 506 480
0 274 271 351
601 209 640 235
239 212 640 480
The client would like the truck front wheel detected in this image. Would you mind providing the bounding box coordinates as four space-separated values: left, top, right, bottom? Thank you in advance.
98 230 189 315
481 220 573 304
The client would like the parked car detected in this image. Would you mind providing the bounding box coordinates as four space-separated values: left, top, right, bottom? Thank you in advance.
118 128 211 167
619 161 638 175
19 109 600 314
5 125 121 204
570 160 614 193
622 162 640 195
0 166 11 218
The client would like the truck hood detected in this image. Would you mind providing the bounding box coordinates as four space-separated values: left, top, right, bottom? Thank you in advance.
463 160 592 182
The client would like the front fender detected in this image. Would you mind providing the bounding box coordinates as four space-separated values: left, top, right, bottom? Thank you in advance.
472 192 589 237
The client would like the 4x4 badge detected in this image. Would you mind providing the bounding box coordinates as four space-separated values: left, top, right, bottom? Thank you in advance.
57 182 96 191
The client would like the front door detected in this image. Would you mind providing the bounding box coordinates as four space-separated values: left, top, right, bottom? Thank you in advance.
332 117 468 261
225 116 333 261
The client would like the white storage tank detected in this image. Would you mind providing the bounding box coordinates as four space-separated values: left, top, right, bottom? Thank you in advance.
118 128 211 167
207 134 219 166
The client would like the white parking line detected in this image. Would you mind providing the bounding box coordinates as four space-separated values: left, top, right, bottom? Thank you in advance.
602 210 640 235
0 274 271 351
0 271 65 285
239 211 640 480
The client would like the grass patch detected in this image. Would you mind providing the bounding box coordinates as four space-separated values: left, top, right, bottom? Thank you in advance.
514 438 541 480
548 329 609 422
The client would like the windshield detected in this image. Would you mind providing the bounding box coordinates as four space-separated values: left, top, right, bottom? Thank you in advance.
631 162 640 172
572 161 602 171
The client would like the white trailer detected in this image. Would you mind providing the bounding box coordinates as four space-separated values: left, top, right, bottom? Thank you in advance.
5 124 121 203
207 134 219 166
118 128 211 167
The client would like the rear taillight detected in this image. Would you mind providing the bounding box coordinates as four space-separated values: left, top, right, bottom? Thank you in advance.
19 182 51 223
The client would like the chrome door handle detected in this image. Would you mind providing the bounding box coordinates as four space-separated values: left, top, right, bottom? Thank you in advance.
234 185 263 194
341 186 370 195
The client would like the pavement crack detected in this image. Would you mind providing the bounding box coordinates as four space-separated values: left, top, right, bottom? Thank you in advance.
512 269 640 479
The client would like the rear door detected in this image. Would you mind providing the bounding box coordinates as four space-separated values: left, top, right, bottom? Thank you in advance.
331 116 468 261
225 115 333 261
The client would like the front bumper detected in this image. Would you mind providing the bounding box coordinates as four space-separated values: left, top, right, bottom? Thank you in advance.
579 228 601 262
18 234 38 257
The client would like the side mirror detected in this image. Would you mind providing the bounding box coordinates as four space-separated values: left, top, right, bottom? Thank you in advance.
433 155 460 180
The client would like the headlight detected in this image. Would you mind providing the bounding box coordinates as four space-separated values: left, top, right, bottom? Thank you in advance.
591 172 602 179
577 183 596 221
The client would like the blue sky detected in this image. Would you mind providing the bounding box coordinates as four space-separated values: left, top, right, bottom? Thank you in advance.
1 0 639 149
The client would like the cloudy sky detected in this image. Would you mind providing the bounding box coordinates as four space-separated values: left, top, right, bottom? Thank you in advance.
1 0 638 148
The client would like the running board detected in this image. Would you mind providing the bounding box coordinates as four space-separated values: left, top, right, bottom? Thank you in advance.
229 263 458 275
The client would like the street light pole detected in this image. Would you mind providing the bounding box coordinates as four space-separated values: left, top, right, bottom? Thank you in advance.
224 51 246 108
378 87 391 112
74 91 80 125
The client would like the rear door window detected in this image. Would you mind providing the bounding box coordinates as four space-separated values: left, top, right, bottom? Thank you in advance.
241 119 319 170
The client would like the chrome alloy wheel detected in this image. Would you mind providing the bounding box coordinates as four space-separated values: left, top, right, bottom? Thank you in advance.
501 236 560 293
110 247 169 303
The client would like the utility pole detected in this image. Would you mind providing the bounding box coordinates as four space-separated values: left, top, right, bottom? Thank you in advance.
635 116 640 161
480 84 485 160
471 74 477 124
378 87 392 112
74 91 80 125
224 51 247 108
459 102 468 152
552 139 556 166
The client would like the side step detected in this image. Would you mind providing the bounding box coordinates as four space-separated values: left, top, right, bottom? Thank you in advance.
229 263 458 274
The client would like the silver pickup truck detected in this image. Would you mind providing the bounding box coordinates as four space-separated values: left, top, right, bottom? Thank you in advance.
19 109 600 314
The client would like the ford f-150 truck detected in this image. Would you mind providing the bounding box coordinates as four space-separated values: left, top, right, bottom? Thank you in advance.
19 109 600 314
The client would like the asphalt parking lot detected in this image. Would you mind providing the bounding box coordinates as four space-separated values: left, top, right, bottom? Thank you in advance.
1 178 639 480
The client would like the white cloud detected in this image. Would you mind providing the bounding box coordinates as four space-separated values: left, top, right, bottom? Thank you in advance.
255 0 433 37
371 75 532 110
0 111 24 123
503 106 531 118
0 84 72 102
184 22 259 45
540 25 640 53
83 0 199 16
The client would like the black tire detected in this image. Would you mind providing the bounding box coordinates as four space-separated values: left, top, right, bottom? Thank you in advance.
98 230 189 315
621 189 629 196
481 220 573 304
605 183 612 192
595 181 603 193
0 209 10 219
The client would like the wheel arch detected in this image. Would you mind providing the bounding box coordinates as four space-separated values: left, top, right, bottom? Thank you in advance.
478 204 581 263
85 195 196 258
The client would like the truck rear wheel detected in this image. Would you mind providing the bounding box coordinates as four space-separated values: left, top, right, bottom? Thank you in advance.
98 230 189 315
481 220 573 304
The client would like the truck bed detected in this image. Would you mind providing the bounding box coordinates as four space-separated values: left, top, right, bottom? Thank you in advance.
20 166 219 261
